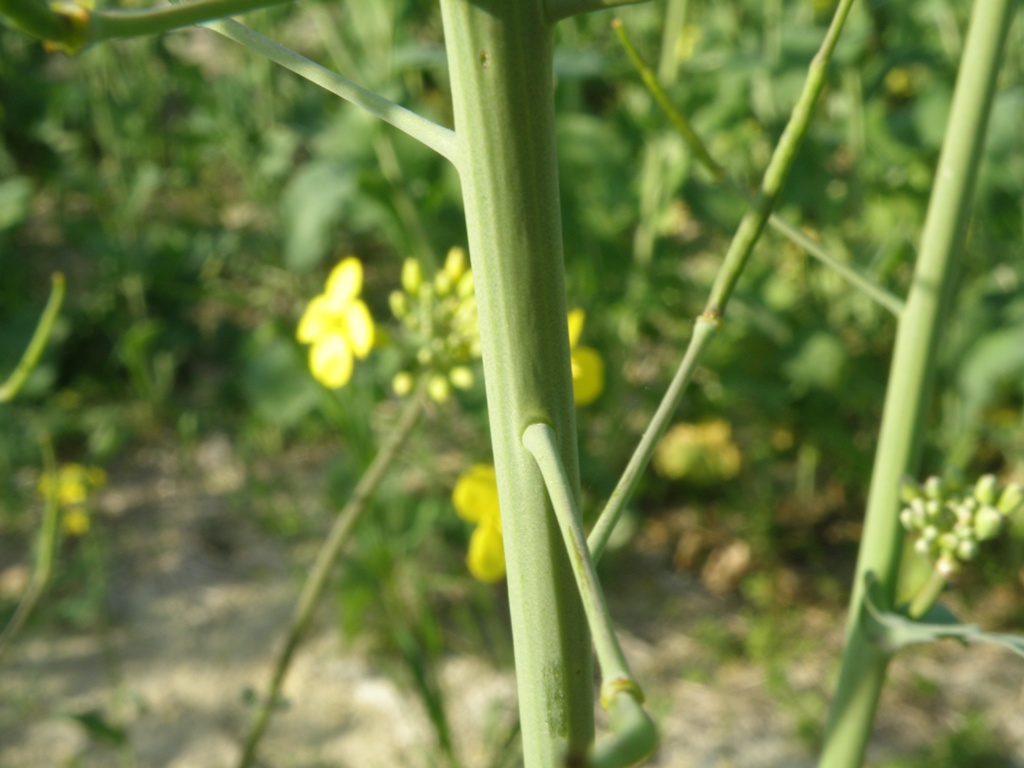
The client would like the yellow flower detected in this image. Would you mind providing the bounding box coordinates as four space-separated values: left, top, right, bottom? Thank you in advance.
452 464 505 583
38 463 107 507
297 257 375 389
568 309 604 406
62 508 91 536
37 463 106 538
653 419 742 484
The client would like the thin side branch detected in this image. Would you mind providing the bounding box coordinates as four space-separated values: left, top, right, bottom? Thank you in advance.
588 314 718 560
0 273 65 403
205 18 459 165
613 17 903 317
545 0 651 24
238 381 429 768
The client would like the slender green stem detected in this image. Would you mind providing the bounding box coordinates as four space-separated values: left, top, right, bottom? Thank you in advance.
204 19 458 165
0 273 65 403
237 382 429 768
437 2 593 764
614 13 904 317
705 0 855 316
906 570 947 621
588 313 718 561
818 2 1014 766
545 0 651 24
92 0 293 42
0 435 60 662
522 423 657 768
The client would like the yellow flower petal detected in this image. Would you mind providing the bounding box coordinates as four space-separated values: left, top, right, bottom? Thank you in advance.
567 308 586 349
62 507 91 536
467 523 505 583
296 295 332 343
345 300 375 358
571 346 605 406
452 464 500 525
324 257 363 303
309 335 354 389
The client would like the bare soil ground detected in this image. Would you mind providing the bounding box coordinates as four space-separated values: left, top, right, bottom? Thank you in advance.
2 441 1022 768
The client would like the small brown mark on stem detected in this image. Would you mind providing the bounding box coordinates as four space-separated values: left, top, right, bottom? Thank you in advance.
479 50 489 68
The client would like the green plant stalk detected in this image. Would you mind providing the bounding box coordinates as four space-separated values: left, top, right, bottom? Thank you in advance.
591 0 858 560
0 435 59 661
436 2 593 764
0 0 66 43
613 15 904 317
523 423 657 767
0 273 65 403
817 2 1014 766
237 381 429 768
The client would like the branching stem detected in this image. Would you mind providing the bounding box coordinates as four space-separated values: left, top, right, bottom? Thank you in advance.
522 423 657 768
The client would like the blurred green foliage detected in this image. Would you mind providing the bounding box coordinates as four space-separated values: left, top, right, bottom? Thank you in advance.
0 3 1021 756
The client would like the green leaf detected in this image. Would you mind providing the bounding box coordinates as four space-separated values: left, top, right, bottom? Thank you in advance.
0 176 33 231
63 709 128 746
863 573 1024 657
281 160 357 271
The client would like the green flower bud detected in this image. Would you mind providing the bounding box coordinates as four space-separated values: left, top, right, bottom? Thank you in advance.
921 525 940 543
392 371 414 396
449 366 474 390
457 271 475 299
435 270 453 296
914 537 933 558
444 246 468 282
973 474 999 506
955 539 979 562
389 290 408 319
973 504 1003 541
910 499 928 529
899 508 916 531
936 554 959 578
924 499 943 520
428 374 451 403
938 531 959 553
402 258 423 294
997 483 1023 516
923 475 944 501
899 476 922 504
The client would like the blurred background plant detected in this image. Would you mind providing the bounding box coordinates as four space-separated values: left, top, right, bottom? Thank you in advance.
0 0 1021 764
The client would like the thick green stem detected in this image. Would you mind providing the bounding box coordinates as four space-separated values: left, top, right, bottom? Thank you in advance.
238 383 428 768
523 423 657 768
437 2 593 764
818 2 1013 766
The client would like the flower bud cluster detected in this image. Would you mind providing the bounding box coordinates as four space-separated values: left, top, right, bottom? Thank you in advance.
899 469 1024 578
389 247 481 402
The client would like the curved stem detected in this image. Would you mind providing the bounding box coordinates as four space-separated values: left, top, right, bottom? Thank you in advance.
0 273 66 403
204 18 458 165
237 381 429 768
522 423 657 768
